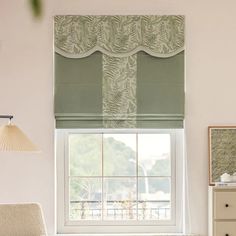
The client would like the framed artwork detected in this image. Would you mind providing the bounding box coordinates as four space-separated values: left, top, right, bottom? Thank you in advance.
208 126 236 185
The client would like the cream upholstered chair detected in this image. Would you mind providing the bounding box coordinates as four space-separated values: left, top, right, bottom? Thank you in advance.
0 203 47 236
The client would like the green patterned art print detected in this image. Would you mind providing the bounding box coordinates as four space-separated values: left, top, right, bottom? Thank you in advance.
209 126 236 185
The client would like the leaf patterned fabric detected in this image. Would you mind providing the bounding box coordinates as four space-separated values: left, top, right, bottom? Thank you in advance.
54 15 184 58
103 55 137 128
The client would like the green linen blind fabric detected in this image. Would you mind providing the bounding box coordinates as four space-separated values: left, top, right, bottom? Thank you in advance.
54 15 185 128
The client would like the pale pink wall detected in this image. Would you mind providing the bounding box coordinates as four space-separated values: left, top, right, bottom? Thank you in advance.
1 0 236 235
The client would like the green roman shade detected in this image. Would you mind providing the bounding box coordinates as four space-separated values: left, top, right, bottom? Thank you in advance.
54 15 185 129
55 52 103 128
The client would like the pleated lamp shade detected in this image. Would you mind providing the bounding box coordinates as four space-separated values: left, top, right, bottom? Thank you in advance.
0 124 38 152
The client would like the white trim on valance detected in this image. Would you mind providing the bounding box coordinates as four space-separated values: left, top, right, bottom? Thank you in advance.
55 46 184 59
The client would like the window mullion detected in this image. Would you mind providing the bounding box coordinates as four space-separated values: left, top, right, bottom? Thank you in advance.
136 133 138 220
102 133 104 221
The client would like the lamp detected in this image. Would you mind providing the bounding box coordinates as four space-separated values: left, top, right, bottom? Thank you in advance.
0 115 38 152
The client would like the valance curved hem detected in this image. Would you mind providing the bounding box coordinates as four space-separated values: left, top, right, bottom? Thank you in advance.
55 45 184 58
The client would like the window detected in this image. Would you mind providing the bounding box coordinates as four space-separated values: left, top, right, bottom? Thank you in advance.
57 129 184 234
55 15 185 234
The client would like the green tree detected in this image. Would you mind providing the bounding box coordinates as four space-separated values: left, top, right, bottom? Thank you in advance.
149 157 170 176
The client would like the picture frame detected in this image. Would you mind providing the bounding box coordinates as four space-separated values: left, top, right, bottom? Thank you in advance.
208 126 236 185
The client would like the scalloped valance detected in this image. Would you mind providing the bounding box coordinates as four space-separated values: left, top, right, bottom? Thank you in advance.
54 15 184 58
54 15 185 128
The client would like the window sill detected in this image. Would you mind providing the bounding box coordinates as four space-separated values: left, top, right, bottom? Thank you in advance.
54 234 198 236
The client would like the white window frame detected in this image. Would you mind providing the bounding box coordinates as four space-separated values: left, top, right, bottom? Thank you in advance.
56 129 184 234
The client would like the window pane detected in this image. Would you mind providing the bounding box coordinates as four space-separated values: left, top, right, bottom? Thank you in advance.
137 201 170 220
66 132 174 223
103 178 136 220
69 134 102 176
69 178 102 220
104 134 136 176
138 177 171 220
138 134 171 176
